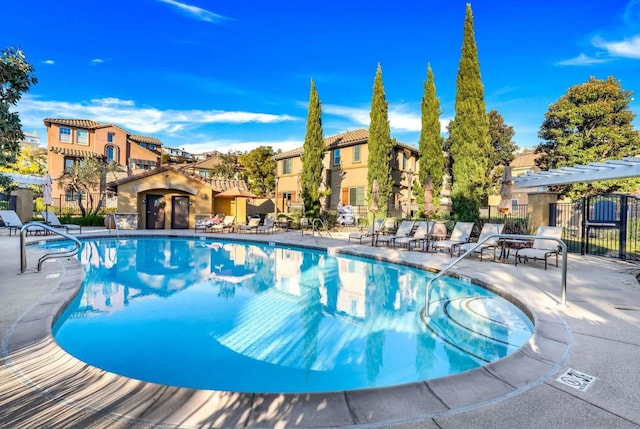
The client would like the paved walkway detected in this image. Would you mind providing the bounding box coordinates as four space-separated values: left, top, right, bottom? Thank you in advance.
1 227 640 428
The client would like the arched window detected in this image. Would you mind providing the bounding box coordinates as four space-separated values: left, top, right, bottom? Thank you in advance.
105 145 118 162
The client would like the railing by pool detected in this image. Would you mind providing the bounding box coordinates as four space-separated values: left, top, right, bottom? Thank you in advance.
424 233 568 321
20 222 82 273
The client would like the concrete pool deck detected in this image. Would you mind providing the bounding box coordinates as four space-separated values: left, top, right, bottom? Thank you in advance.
1 227 640 428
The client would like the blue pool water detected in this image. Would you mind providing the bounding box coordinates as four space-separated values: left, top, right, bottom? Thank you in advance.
50 237 533 393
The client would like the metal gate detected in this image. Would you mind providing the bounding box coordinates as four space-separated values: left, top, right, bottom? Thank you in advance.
550 194 640 261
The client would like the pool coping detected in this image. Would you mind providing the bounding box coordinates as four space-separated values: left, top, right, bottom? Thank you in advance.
1 233 572 428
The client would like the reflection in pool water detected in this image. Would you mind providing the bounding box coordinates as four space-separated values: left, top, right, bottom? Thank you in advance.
51 237 533 393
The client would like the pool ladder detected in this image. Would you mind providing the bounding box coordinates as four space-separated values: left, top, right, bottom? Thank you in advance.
20 222 82 273
424 233 568 321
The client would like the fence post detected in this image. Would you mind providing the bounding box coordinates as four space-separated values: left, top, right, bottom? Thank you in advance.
620 195 628 260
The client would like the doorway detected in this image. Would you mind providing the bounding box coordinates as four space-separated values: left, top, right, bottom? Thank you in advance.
146 194 165 229
171 195 190 229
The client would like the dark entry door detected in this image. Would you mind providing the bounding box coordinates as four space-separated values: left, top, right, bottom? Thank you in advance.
171 196 190 229
146 194 165 229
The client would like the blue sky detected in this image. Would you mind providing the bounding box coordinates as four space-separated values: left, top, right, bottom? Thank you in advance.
3 0 640 154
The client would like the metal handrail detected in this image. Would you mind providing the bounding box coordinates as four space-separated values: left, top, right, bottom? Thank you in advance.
20 222 82 273
312 218 332 237
424 233 568 320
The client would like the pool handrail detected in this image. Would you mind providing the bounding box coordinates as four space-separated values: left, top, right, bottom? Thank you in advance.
424 233 568 320
311 218 332 237
20 222 82 273
107 213 120 238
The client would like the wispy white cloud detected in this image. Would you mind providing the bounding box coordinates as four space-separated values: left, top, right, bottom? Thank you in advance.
324 103 449 133
43 59 55 65
91 58 105 65
17 95 299 136
182 138 302 154
593 35 640 59
557 53 609 66
157 0 230 23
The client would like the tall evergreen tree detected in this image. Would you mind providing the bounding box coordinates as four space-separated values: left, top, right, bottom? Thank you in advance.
367 64 394 217
417 63 445 214
449 3 490 221
300 79 325 219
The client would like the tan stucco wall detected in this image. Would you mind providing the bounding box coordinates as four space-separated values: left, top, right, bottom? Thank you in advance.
116 169 215 229
527 192 560 233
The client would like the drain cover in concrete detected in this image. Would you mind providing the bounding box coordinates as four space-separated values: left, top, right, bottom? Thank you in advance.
557 368 596 392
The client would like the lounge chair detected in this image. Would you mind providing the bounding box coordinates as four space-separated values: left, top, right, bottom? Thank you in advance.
194 214 223 233
0 210 45 236
431 221 475 256
210 215 235 233
239 217 261 233
376 220 415 247
458 223 504 260
348 219 383 244
395 221 434 250
41 211 82 234
257 216 275 233
515 226 564 270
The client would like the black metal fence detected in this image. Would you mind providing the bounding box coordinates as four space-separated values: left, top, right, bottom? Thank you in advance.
0 192 17 211
48 194 118 216
550 194 640 261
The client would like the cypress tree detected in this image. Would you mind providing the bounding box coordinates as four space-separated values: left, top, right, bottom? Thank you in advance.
449 3 490 221
367 64 394 217
301 79 325 219
418 63 445 214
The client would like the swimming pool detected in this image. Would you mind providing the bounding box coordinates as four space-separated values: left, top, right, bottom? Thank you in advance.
51 237 533 394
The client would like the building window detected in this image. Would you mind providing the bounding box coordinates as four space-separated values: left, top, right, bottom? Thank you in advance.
353 145 361 163
282 158 292 175
107 132 115 143
65 188 81 202
402 152 407 170
333 149 341 166
63 158 75 173
59 127 71 143
76 129 88 145
139 143 147 149
105 145 117 162
349 187 365 206
149 144 156 150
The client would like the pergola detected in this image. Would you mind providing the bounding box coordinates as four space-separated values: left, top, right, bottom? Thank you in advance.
513 157 640 188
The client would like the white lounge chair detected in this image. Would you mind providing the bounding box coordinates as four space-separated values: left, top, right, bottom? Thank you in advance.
41 211 82 234
0 210 45 236
239 217 261 233
458 223 504 260
210 215 235 233
395 221 434 250
376 220 415 247
515 226 564 270
348 219 383 245
432 221 475 256
257 216 275 233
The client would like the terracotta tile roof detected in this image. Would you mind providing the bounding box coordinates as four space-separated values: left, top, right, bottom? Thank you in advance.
190 156 223 169
129 134 163 146
44 118 104 129
107 165 249 193
50 146 105 158
511 152 540 168
273 128 417 160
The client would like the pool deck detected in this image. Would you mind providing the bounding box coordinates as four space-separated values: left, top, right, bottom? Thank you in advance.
1 227 640 428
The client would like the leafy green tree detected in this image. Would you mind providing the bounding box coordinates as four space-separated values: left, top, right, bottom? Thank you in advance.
417 63 445 214
0 47 37 186
300 79 325 219
0 146 47 176
238 146 276 197
367 64 394 217
449 4 490 221
57 157 119 217
536 76 640 198
210 151 240 179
